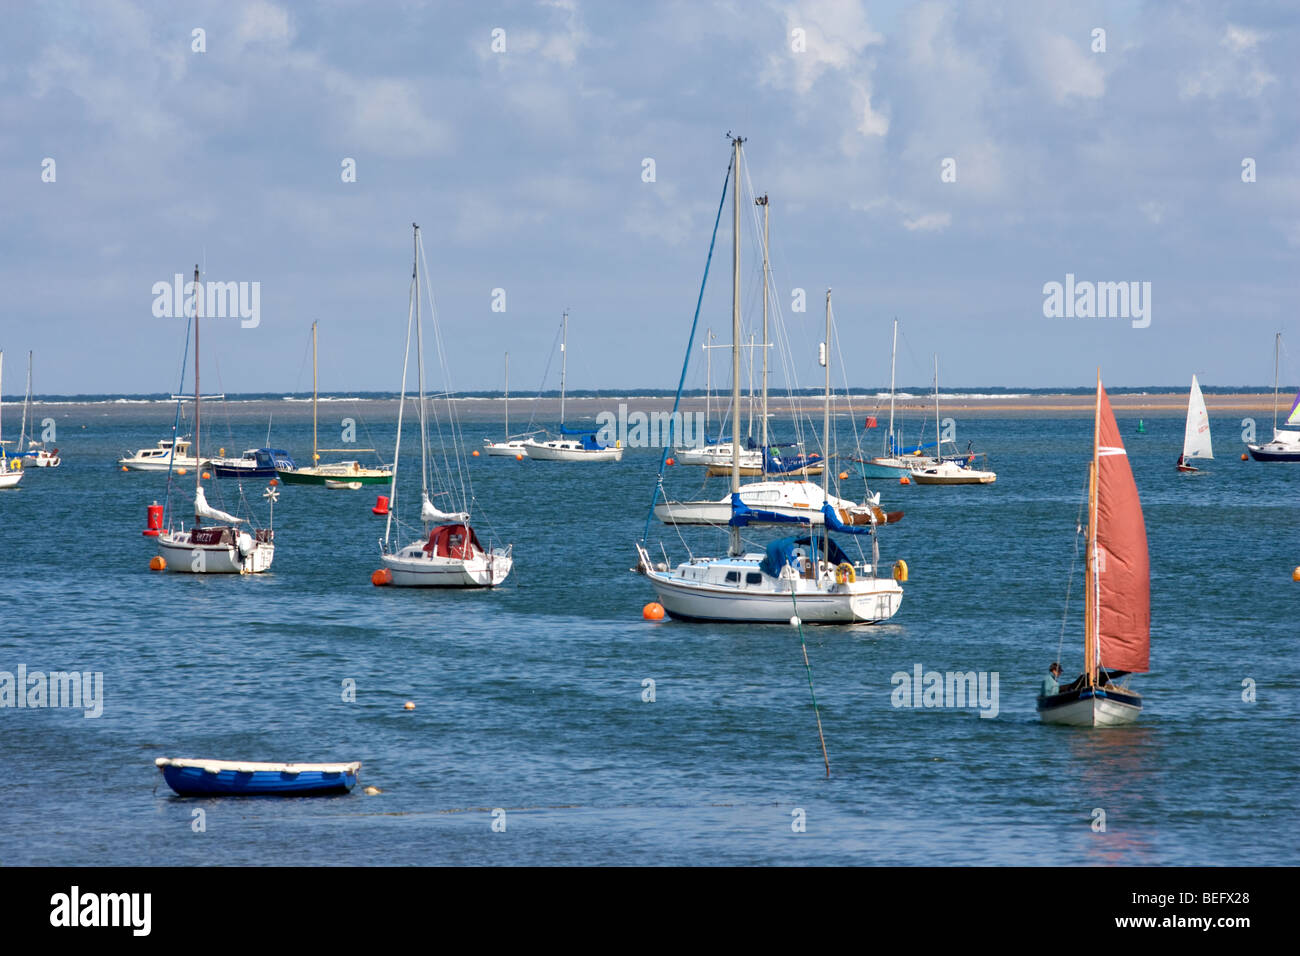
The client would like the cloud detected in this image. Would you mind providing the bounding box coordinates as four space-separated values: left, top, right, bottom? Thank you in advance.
901 211 951 232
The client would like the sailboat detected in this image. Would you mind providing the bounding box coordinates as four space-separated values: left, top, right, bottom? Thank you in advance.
276 322 392 486
673 328 763 468
1246 333 1300 461
17 353 59 467
1176 374 1213 472
910 355 997 485
636 137 904 624
379 224 513 587
482 353 530 457
522 311 623 462
156 266 276 574
0 351 24 489
1038 372 1148 726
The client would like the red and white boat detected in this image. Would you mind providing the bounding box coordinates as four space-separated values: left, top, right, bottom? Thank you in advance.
1038 373 1149 726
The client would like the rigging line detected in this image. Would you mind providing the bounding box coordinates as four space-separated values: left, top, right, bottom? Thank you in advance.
1056 479 1089 668
524 319 564 434
639 149 734 545
790 588 830 778
384 269 418 547
162 310 195 525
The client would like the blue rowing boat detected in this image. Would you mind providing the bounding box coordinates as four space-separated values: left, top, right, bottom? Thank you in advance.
155 758 361 796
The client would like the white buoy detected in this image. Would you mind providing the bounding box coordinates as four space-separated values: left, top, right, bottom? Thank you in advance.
790 616 801 627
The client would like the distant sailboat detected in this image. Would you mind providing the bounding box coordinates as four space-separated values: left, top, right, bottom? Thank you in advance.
482 353 530 457
1176 374 1213 472
1246 333 1300 461
909 355 997 485
522 311 623 462
17 353 60 467
1038 372 1149 727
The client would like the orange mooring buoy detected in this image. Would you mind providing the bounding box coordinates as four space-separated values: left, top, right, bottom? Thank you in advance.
838 471 848 480
177 467 187 476
149 555 166 571
1241 453 1249 461
899 476 910 485
666 457 675 466
472 449 480 457
371 568 392 586
201 471 211 480
1292 567 1300 583
121 465 128 472
643 602 665 621
515 453 524 461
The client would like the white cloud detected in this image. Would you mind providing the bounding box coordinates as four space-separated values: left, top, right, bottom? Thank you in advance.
1029 31 1105 103
901 211 951 231
235 0 294 50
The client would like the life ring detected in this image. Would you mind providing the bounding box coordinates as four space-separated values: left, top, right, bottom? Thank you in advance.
835 562 856 585
892 559 909 583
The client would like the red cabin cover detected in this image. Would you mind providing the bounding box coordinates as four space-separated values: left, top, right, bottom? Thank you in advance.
423 524 483 560
1094 385 1151 673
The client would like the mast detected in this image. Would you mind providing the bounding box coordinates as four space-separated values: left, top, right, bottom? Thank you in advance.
415 227 429 502
193 264 201 510
729 134 743 557
757 194 770 462
384 224 419 546
0 351 4 457
504 352 509 440
1268 330 1279 431
933 354 940 457
747 332 755 440
1085 369 1102 687
704 328 711 440
311 321 318 467
559 310 568 427
822 290 832 497
19 351 31 454
887 319 897 456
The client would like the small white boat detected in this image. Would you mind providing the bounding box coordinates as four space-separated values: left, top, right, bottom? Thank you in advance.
673 442 764 468
1246 334 1300 461
911 459 997 484
379 224 513 589
523 311 623 463
23 444 60 468
1038 372 1148 727
324 479 363 490
1176 374 1213 472
483 438 529 457
119 438 205 472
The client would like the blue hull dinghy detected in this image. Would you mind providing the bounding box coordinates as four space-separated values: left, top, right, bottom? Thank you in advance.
155 758 361 796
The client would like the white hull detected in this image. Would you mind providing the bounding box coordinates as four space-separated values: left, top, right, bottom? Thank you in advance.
120 455 205 472
1039 691 1142 727
655 480 881 526
0 470 22 489
646 568 901 623
382 546 512 588
523 439 623 462
157 530 275 574
911 461 997 484
483 439 528 457
673 443 763 468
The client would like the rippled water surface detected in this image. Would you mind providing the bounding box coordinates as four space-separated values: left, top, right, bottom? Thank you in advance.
1 405 1295 865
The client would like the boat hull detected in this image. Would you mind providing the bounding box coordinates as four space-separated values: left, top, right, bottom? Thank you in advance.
157 530 275 574
0 470 22 489
523 442 623 462
276 467 392 485
911 471 997 485
1037 686 1142 726
483 440 528 457
1246 443 1300 462
155 759 359 796
645 569 902 624
381 549 512 587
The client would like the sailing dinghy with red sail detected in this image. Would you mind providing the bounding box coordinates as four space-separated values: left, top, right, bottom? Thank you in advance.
1039 373 1149 726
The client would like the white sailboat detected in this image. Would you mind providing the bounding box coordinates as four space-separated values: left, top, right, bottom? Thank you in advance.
1246 333 1300 461
859 320 938 478
673 328 763 468
1176 374 1213 472
483 353 530 457
1038 372 1149 726
522 311 623 462
0 351 24 489
909 355 997 485
379 224 512 588
15 352 59 467
155 265 275 574
636 137 905 624
118 438 204 472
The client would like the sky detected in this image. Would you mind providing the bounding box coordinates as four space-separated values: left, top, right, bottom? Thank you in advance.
1 0 1297 396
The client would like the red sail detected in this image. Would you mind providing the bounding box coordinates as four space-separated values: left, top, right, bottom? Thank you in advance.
1094 385 1150 672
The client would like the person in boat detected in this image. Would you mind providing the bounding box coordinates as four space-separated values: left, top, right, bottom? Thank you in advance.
1039 662 1063 697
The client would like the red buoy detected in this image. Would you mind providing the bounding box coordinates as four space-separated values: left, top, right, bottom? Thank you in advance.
142 502 164 537
372 495 390 515
371 568 393 586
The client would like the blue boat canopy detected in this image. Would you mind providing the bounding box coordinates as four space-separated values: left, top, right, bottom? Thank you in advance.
729 493 813 528
759 535 853 577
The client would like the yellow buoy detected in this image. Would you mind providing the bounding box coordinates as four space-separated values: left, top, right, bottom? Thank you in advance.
642 602 665 621
149 555 166 571
219 448 226 457
892 559 909 583
403 701 415 711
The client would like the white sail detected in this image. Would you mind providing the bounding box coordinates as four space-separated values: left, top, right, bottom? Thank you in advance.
194 485 243 524
421 493 468 524
1182 374 1213 460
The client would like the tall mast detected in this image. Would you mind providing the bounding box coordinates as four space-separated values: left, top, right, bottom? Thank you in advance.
757 194 770 460
559 310 568 427
193 264 201 506
933 354 940 457
822 290 832 497
0 351 5 455
1085 369 1102 687
19 351 31 453
747 332 755 440
1273 332 1281 435
504 352 509 439
384 224 419 545
311 320 319 466
415 226 429 500
704 328 711 439
729 134 743 557
887 319 897 456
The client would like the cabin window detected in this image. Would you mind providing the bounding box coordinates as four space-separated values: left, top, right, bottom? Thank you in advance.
725 571 740 583
746 572 762 585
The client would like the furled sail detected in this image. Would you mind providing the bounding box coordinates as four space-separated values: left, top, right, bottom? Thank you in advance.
1093 384 1150 673
194 485 242 524
1182 374 1213 460
421 493 468 524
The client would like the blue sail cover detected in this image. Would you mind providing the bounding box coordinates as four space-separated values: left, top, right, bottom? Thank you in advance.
821 502 874 534
557 425 609 450
729 493 813 528
759 535 852 577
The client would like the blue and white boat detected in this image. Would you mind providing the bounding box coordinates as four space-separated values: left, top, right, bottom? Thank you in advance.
211 447 297 479
522 311 623 462
155 758 361 796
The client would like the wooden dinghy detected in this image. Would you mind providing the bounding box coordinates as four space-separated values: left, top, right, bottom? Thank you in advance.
155 758 361 796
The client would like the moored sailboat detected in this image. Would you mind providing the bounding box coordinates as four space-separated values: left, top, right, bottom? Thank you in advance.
521 311 623 462
0 351 23 489
1176 374 1213 472
379 224 512 588
482 353 531 456
1246 333 1300 461
1038 372 1149 726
